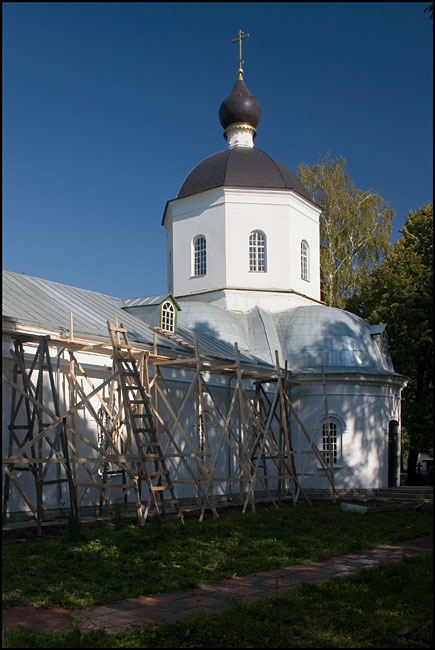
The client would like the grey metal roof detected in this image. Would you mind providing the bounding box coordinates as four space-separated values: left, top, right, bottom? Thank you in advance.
177 148 313 202
176 297 399 376
122 295 176 308
274 306 395 374
369 324 387 335
2 270 161 347
2 271 271 368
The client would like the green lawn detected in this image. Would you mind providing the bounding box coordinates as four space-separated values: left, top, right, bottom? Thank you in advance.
2 502 432 609
2 555 433 648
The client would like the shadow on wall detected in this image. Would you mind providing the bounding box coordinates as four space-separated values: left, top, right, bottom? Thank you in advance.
288 316 403 491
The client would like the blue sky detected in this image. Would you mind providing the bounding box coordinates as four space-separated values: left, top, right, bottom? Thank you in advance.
2 2 433 298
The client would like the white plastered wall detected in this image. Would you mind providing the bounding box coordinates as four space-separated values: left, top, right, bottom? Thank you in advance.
289 377 403 490
165 189 227 297
224 188 321 301
165 187 321 303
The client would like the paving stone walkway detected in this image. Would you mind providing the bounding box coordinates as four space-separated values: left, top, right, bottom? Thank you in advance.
3 535 432 634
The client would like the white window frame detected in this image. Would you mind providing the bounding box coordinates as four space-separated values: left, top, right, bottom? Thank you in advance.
301 240 310 281
161 300 175 333
249 230 267 272
317 415 345 468
193 235 207 277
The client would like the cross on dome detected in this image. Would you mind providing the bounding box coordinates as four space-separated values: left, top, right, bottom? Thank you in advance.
231 29 250 78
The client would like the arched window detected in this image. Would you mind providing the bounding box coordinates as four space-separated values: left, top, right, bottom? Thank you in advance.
161 300 175 332
249 230 266 272
319 415 345 467
322 421 338 465
193 235 206 276
301 240 309 281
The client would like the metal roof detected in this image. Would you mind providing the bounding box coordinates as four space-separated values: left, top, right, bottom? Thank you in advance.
219 76 261 130
177 148 314 202
122 295 180 309
2 271 271 368
122 295 168 307
176 298 399 377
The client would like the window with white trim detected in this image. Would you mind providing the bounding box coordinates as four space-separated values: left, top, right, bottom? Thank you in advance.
301 240 309 281
193 235 206 276
322 421 338 465
161 300 175 333
249 230 266 272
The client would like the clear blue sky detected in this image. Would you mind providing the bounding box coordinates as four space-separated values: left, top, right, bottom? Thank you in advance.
2 2 433 298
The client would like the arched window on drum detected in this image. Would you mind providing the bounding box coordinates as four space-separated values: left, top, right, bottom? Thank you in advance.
193 235 207 277
301 240 310 281
249 230 267 272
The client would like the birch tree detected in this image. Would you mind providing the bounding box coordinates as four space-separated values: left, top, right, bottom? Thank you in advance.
298 154 394 307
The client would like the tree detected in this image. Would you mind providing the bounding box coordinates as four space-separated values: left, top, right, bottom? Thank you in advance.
347 203 433 481
298 155 394 308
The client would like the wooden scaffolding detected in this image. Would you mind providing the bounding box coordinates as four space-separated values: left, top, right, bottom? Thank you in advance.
2 317 336 532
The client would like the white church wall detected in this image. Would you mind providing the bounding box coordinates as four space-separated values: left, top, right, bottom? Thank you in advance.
286 194 321 302
2 332 403 522
165 186 321 304
224 188 291 291
2 341 265 519
178 288 317 313
224 188 321 303
290 378 402 490
164 189 227 297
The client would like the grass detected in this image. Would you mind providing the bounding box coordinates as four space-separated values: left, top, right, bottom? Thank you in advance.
2 501 432 609
2 555 433 648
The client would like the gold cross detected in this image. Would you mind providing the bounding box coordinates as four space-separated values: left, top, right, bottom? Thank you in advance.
231 29 250 73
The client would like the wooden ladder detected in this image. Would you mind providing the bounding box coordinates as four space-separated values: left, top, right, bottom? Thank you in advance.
107 319 184 525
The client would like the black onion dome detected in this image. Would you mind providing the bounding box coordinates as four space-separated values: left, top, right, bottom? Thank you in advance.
219 77 261 130
177 148 313 201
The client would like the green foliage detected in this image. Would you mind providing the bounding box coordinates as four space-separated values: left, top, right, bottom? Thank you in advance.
2 555 433 648
347 203 433 475
2 503 432 609
298 154 394 307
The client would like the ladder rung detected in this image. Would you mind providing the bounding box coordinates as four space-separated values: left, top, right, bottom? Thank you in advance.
122 371 138 377
8 425 32 430
157 499 179 506
76 482 135 488
150 485 170 491
148 470 169 477
42 479 70 485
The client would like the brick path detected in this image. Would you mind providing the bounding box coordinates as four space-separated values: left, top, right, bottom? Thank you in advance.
3 535 432 634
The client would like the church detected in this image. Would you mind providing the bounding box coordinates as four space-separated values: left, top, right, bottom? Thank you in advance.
2 35 406 526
